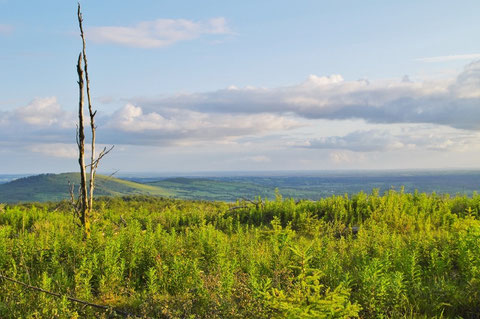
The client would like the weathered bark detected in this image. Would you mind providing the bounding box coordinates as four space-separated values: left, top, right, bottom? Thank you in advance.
76 52 88 228
78 3 96 214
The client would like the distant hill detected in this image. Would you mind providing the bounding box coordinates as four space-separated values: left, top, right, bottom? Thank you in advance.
0 174 29 184
0 173 173 203
0 173 272 203
2 170 479 204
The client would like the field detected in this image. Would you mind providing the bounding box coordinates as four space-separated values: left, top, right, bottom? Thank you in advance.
1 190 480 318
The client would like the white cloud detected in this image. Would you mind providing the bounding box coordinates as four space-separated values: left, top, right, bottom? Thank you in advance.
105 103 299 145
0 98 300 148
0 98 76 146
450 60 480 98
110 103 188 132
14 97 74 128
303 74 344 86
137 60 480 130
417 54 480 63
3 60 480 165
88 17 231 48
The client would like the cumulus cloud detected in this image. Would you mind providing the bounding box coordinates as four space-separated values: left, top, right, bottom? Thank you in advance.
450 60 480 98
110 103 188 132
88 17 231 48
0 98 76 146
104 103 300 145
137 60 480 130
14 97 73 127
0 98 300 150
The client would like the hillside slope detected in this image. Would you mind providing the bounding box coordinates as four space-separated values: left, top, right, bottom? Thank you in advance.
0 173 173 203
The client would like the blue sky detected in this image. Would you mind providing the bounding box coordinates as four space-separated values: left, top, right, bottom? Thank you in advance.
1 0 480 173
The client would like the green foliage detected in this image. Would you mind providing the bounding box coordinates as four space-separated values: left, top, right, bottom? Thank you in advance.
1 191 480 317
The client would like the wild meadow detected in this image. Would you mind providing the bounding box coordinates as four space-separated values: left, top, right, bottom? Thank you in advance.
1 189 480 318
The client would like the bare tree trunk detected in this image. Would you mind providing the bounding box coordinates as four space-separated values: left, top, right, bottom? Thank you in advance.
74 3 113 238
76 52 88 229
78 4 96 215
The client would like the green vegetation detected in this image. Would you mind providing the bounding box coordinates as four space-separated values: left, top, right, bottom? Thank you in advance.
0 173 172 203
1 190 480 318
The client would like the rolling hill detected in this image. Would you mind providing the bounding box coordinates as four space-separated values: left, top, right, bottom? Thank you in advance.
1 170 479 204
0 173 275 203
0 173 173 203
0 174 276 203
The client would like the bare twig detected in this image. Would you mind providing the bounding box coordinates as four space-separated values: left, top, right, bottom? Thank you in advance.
85 146 114 169
0 274 142 318
108 169 120 178
226 196 264 214
68 180 81 225
68 181 76 205
92 145 115 170
240 197 257 205
239 196 263 209
228 205 250 212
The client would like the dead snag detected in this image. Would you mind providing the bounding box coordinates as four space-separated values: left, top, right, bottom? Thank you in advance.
74 3 113 238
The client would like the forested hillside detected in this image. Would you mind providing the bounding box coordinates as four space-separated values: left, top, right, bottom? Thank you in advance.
0 173 172 203
1 191 480 318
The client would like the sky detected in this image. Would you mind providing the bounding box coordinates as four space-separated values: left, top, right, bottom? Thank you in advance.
1 0 480 174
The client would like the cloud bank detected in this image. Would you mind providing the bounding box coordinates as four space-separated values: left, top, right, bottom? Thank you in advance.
103 103 299 146
1 61 480 160
137 60 480 130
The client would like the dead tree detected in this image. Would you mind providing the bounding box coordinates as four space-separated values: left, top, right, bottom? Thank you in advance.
73 3 113 237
